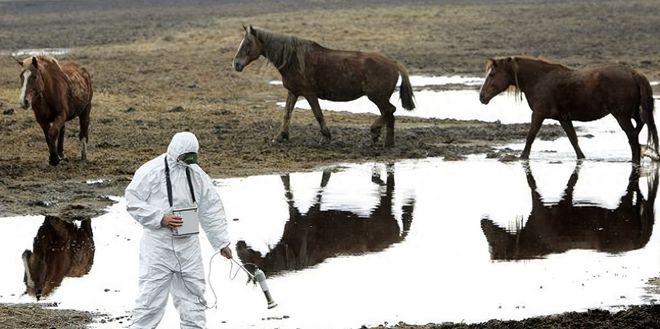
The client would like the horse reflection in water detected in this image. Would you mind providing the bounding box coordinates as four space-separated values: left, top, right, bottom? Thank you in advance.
237 165 415 276
22 216 95 300
481 163 658 260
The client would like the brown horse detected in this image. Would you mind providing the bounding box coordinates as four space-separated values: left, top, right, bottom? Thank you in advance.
22 216 95 300
15 55 93 166
232 25 415 147
479 56 658 163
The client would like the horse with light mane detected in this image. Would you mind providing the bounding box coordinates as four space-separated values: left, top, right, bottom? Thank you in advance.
15 55 92 166
232 25 415 147
22 216 95 300
479 56 659 163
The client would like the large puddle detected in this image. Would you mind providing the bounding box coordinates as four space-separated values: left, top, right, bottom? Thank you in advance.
2 76 660 328
1 157 660 328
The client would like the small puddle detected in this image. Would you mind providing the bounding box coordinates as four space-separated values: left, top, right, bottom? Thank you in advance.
0 48 71 57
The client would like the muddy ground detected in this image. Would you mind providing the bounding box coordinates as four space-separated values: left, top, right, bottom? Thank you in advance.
1 0 660 328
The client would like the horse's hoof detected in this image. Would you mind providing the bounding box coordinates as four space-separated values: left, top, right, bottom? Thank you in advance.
48 154 61 166
271 133 289 144
641 145 660 161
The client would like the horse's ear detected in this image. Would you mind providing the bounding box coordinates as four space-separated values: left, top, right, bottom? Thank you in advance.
31 56 38 68
242 24 247 31
488 58 497 68
248 25 256 36
11 56 22 66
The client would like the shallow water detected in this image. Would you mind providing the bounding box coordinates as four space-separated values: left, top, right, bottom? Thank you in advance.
274 76 659 125
1 155 660 328
0 48 71 57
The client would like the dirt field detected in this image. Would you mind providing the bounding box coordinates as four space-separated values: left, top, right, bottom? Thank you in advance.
1 0 660 328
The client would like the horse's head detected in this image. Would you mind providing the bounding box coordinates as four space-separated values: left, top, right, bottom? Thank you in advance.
233 25 263 72
479 57 514 105
16 56 43 110
22 249 47 300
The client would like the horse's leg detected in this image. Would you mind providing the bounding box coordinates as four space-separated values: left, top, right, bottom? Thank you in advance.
369 97 396 147
304 95 331 143
559 120 585 159
370 116 384 145
379 102 396 148
383 111 396 148
57 126 65 160
633 111 644 135
614 115 641 163
274 92 297 143
79 104 91 161
48 115 69 166
38 121 59 166
520 113 545 160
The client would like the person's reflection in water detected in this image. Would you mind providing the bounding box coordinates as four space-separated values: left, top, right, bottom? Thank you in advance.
237 164 415 276
481 162 658 260
21 215 95 300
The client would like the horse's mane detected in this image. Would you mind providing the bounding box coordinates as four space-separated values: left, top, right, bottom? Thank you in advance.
485 55 569 102
33 54 65 71
34 54 59 65
253 28 319 75
31 54 68 81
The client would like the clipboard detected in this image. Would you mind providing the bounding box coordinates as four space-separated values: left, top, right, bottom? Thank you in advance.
172 206 200 236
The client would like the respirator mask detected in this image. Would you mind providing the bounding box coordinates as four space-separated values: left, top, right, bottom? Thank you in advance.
178 152 198 165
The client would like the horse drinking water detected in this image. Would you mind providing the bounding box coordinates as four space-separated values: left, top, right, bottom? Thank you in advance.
15 55 93 166
479 56 659 163
232 25 415 147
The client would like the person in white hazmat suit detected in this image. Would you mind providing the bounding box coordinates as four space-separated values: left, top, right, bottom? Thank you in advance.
125 132 232 329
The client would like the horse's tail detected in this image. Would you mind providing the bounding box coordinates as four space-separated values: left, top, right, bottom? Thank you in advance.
637 72 659 158
396 62 415 111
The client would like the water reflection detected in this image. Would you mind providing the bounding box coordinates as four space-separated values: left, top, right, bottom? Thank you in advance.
21 216 95 300
236 165 415 276
481 163 658 260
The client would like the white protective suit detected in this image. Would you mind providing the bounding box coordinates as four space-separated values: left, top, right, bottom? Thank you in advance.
125 132 230 329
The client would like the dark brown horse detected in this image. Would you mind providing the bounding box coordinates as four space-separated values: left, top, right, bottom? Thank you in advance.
15 55 93 166
236 165 415 276
479 56 658 163
22 216 95 300
481 163 657 260
232 25 415 147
